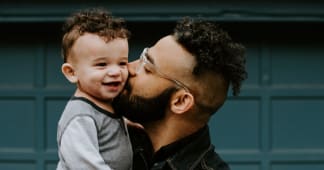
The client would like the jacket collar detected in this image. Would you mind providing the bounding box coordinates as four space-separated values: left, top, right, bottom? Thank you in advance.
164 126 213 169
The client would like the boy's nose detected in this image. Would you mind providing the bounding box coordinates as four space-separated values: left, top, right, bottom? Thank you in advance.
106 67 121 76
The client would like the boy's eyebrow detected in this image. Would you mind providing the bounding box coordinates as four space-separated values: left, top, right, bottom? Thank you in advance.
92 56 128 61
120 56 128 60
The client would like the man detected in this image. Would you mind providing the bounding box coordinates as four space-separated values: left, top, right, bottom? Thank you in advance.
113 17 247 170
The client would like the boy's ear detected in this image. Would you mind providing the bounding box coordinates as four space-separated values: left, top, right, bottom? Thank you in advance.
170 90 194 114
61 63 78 83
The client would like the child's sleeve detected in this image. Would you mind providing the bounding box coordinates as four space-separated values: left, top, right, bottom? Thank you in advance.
58 116 112 170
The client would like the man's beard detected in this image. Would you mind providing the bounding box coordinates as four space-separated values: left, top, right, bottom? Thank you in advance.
112 84 177 124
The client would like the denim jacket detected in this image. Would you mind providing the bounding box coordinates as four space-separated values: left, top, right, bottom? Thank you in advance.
129 126 230 170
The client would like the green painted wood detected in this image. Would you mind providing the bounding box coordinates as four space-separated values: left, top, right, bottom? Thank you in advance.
0 1 324 22
0 5 324 169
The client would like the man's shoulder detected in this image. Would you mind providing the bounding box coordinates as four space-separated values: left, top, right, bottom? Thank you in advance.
197 148 230 170
165 147 230 170
167 126 230 170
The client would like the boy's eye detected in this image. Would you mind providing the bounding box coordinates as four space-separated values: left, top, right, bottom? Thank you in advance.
95 63 107 67
119 61 128 66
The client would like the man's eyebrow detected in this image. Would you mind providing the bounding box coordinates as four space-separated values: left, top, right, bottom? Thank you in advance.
146 48 155 65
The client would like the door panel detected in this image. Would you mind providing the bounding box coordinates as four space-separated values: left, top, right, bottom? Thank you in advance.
0 21 323 170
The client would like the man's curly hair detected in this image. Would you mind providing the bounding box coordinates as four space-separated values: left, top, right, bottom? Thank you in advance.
61 8 130 62
173 17 247 96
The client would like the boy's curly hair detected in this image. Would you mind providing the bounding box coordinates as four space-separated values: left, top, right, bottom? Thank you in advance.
173 17 247 96
61 8 130 62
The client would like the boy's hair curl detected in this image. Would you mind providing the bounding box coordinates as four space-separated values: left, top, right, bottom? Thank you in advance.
62 8 130 62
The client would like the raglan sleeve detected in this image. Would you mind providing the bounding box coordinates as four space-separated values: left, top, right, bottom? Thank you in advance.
58 115 112 170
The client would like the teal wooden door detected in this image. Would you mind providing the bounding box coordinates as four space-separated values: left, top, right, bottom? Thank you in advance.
1 15 324 170
0 23 73 170
210 23 324 170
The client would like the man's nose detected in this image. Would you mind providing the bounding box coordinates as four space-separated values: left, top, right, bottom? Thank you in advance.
127 60 139 76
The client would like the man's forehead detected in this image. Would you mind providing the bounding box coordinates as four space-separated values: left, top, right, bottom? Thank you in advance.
156 36 193 59
150 36 182 60
155 35 177 49
149 35 195 74
149 36 180 66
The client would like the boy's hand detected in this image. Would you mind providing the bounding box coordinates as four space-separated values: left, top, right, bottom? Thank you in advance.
124 117 144 129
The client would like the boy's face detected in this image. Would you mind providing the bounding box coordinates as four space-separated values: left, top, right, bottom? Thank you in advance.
68 33 129 103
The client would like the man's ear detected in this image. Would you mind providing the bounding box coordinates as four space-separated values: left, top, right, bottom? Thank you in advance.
170 90 194 114
61 63 78 83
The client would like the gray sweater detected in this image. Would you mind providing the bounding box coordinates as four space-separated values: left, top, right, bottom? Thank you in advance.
57 97 133 170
